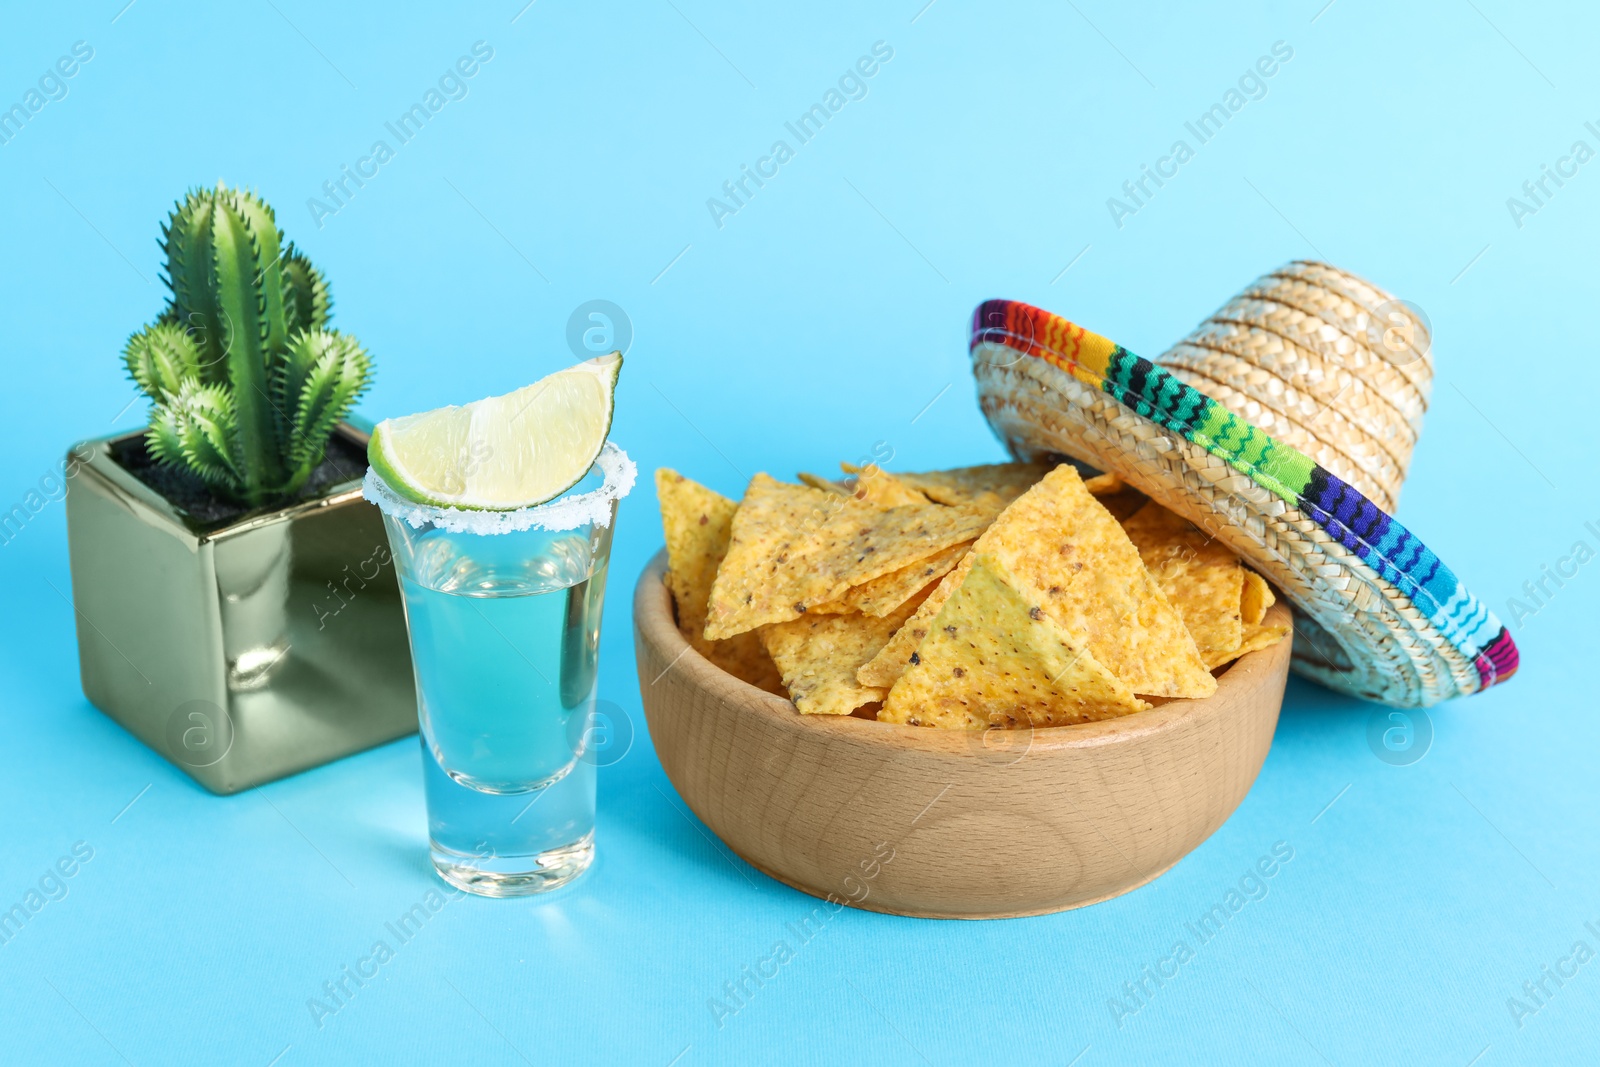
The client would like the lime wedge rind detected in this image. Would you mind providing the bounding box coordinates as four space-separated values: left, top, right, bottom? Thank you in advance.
363 440 636 535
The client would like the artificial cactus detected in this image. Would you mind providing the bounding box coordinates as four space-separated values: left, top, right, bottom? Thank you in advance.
124 184 371 508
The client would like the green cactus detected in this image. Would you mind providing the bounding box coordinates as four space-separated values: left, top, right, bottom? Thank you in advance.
123 184 371 508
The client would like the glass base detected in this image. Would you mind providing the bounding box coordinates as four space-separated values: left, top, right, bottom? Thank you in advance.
430 832 594 897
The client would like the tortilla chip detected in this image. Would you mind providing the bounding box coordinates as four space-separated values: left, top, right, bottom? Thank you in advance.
1082 472 1123 495
760 592 929 715
848 464 931 507
812 540 972 617
857 469 1212 696
656 469 730 640
1078 467 1147 519
703 474 991 640
654 469 783 693
1120 503 1244 666
972 466 1215 698
713 635 787 692
1207 622 1289 670
874 462 1051 511
1241 570 1275 627
798 472 850 495
855 551 974 688
880 553 1149 729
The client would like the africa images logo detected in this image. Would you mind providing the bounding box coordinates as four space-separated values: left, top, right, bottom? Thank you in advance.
0 40 94 148
705 41 895 230
306 41 496 229
1105 41 1294 229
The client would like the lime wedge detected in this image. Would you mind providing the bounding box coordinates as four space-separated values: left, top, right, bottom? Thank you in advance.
369 352 621 510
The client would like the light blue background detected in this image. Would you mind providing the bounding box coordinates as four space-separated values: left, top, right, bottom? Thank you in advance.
2 1 1595 1064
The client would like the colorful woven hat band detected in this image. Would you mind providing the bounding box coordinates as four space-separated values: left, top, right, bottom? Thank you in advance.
969 299 1518 699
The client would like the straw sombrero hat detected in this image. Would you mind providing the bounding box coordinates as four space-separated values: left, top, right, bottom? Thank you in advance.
970 261 1518 708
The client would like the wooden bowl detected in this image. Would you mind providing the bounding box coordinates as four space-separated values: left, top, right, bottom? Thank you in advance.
632 550 1292 919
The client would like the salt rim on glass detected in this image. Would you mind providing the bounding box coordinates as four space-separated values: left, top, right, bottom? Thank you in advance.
362 441 636 534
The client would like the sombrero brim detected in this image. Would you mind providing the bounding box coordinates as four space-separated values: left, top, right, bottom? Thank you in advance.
969 299 1517 709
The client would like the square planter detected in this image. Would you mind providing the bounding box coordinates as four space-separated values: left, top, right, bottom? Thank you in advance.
64 421 416 794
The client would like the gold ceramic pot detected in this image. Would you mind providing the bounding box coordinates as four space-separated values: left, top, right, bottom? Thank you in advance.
63 421 416 794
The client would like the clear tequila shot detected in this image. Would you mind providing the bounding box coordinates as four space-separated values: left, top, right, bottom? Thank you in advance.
369 442 633 896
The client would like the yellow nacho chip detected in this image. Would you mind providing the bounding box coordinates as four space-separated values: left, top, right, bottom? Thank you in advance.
1120 503 1244 667
759 591 930 716
972 466 1215 699
703 474 991 640
857 469 1213 697
811 540 972 617
656 468 730 643
712 635 787 693
1082 472 1123 495
880 553 1149 729
1241 570 1275 627
1081 470 1151 519
654 469 783 693
845 464 931 507
798 472 850 495
858 461 1051 512
856 551 974 687
1206 622 1289 670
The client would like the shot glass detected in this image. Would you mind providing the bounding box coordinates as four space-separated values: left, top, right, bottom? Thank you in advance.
366 443 634 896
